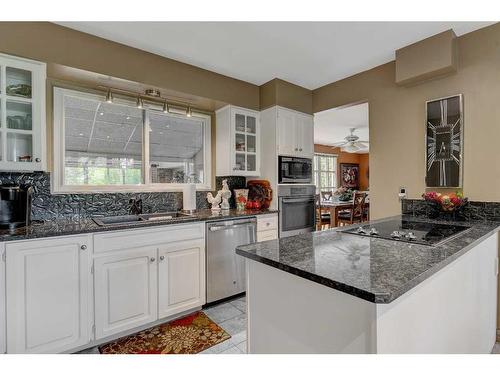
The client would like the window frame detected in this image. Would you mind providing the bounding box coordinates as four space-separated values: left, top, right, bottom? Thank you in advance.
52 87 212 194
313 152 338 193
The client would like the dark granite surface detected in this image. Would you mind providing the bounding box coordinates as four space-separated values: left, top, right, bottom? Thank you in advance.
0 209 278 243
236 215 500 304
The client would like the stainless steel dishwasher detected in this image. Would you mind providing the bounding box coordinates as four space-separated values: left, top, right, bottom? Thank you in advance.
206 217 257 303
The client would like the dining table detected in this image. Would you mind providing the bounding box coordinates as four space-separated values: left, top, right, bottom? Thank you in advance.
320 199 370 227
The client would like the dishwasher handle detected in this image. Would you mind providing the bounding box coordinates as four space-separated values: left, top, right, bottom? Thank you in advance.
209 222 256 232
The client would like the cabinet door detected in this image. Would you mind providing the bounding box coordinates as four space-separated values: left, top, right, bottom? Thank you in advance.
0 243 5 354
94 247 158 340
158 239 205 319
277 108 298 156
296 114 314 158
231 107 259 176
0 53 46 171
6 235 91 353
257 229 278 242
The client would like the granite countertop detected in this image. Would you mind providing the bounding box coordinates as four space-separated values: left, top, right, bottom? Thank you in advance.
0 209 278 243
236 215 500 304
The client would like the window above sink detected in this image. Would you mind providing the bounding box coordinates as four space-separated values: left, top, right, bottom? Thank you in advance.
52 87 212 193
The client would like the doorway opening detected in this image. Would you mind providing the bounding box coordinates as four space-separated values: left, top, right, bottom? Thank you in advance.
313 102 369 230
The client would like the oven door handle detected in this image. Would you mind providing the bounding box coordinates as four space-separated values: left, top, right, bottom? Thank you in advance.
281 197 315 204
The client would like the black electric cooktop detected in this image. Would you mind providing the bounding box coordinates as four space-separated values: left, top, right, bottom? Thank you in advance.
340 218 471 246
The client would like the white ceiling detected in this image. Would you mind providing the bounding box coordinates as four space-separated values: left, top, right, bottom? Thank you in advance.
56 22 493 89
314 102 369 152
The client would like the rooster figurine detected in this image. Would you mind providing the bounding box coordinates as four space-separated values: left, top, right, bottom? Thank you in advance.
206 191 222 211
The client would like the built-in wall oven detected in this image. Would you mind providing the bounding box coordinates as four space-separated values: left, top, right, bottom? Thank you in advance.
278 156 313 184
278 185 316 238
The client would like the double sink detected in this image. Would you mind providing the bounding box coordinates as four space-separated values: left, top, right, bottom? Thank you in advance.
92 212 194 226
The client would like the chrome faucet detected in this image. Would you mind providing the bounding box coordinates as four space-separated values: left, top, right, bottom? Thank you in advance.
129 197 143 215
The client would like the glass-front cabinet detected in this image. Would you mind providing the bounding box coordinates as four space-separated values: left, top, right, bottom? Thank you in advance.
0 53 46 171
216 105 260 177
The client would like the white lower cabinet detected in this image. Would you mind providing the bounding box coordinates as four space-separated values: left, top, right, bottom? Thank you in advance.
0 243 5 354
94 247 158 340
3 222 206 353
5 235 92 354
158 239 205 319
93 223 206 341
257 229 278 242
256 214 279 242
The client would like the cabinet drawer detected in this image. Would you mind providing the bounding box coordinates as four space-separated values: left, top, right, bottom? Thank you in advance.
257 214 278 232
257 229 278 242
94 223 204 254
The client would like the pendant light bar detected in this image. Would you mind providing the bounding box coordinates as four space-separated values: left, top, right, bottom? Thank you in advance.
97 85 211 116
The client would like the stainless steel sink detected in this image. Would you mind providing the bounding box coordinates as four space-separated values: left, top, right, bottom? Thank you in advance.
139 212 193 221
92 215 145 226
92 212 194 226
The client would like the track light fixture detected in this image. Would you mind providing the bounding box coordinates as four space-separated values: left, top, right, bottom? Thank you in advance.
105 89 113 103
136 96 144 109
100 86 202 117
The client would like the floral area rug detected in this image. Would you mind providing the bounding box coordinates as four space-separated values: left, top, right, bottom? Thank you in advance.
99 311 231 354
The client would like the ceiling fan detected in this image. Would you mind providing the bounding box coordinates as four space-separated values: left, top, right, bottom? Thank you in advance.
331 128 369 153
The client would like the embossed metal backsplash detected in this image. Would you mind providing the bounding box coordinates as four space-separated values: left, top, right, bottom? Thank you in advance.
0 172 213 221
402 198 500 222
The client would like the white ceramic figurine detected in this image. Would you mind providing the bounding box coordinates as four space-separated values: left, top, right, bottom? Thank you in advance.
220 179 232 211
206 191 222 211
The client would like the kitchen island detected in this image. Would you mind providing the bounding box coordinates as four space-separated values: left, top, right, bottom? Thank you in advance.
236 215 499 353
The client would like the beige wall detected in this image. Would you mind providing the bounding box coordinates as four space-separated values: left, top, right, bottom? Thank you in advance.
313 23 500 220
260 78 313 114
0 22 260 110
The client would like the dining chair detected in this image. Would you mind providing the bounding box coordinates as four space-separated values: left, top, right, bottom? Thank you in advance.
320 191 333 202
337 192 367 226
315 194 331 230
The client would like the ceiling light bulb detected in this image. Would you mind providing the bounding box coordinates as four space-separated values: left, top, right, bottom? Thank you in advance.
343 144 360 153
163 101 169 113
136 96 143 109
105 89 113 103
186 106 192 117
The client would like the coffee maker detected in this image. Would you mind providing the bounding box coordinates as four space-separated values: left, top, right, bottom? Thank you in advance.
0 184 33 229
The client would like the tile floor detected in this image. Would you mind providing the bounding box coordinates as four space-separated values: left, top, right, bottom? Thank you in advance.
200 295 247 354
76 295 247 354
77 296 500 354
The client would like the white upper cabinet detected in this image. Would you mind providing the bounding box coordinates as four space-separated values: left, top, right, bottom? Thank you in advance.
0 53 46 171
216 105 260 176
277 107 314 158
5 235 92 353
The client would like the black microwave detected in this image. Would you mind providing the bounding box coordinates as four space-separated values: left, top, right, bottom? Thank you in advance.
278 156 313 184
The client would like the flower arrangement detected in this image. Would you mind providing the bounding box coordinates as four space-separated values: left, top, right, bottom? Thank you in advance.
422 191 468 212
334 187 354 202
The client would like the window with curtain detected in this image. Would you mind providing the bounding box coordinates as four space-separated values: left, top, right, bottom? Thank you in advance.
313 153 338 193
53 87 211 193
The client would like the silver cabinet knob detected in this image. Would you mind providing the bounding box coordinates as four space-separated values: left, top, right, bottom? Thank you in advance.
150 257 156 262
35 158 41 162
80 245 87 250
160 255 165 261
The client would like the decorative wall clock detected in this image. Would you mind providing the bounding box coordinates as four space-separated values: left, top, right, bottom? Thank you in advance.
425 94 463 188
